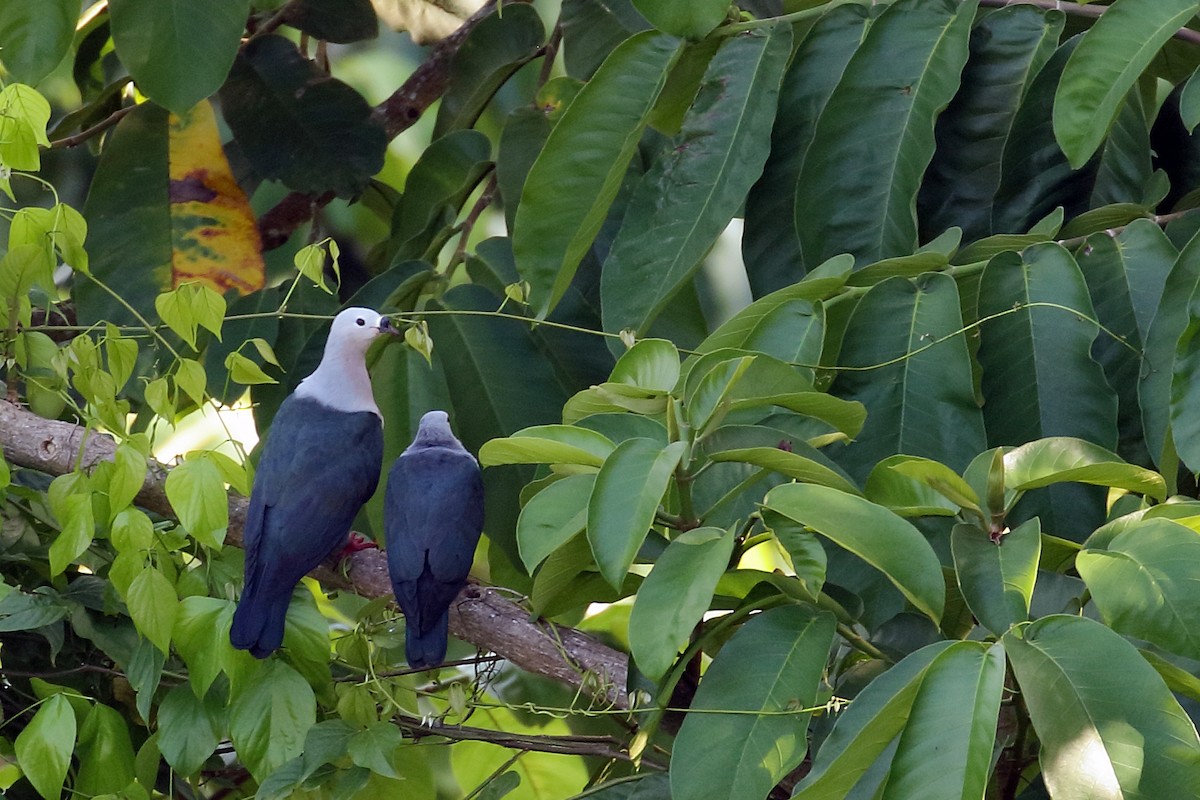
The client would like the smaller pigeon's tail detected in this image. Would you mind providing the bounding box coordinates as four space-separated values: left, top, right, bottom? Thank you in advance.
405 610 450 670
230 589 290 659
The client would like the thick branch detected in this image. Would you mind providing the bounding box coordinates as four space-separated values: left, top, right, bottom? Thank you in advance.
397 712 635 760
0 400 630 709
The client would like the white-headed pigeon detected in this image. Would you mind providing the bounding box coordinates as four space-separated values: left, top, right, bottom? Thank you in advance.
230 307 392 657
384 410 484 669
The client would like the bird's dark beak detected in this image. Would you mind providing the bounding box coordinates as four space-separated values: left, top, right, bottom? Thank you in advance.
379 317 399 335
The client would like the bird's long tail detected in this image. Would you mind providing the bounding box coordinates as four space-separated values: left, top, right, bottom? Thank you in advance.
405 610 450 670
230 589 290 659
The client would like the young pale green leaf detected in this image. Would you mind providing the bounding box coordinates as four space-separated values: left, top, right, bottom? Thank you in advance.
951 519 1039 636
1004 615 1200 798
884 455 982 515
601 23 791 337
697 281 834 365
764 483 945 623
517 473 594 573
609 338 680 394
671 604 835 800
708 448 861 496
111 507 154 553
48 493 94 576
1053 0 1198 168
1078 519 1200 660
156 288 199 349
629 527 733 680
173 596 235 697
587 438 686 588
229 660 317 781
105 326 138 392
1003 436 1166 501
157 683 223 776
224 351 277 385
14 694 76 800
164 455 229 549
109 442 148 517
75 704 137 796
794 641 1005 800
686 355 755 433
0 449 9 492
513 31 682 319
127 566 178 654
479 425 615 469
0 84 51 171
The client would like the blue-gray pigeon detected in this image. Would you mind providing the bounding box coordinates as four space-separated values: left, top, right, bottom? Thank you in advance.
230 307 392 658
385 410 484 669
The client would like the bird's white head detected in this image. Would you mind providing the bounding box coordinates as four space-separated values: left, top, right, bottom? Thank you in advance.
295 307 395 415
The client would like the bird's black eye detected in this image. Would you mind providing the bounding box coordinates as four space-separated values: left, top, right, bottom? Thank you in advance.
355 318 365 327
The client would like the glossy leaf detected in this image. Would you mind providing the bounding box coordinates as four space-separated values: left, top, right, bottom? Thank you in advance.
952 519 1039 636
559 0 651 79
0 0 76 84
165 455 230 548
1078 519 1200 660
479 425 615 469
601 24 790 336
126 567 178 655
220 35 386 198
884 455 982 515
708 447 860 495
794 0 975 267
517 473 594 573
698 269 840 362
109 0 251 114
670 605 835 800
743 6 870 292
764 483 945 623
229 660 317 782
794 641 1005 800
610 338 680 393
14 694 75 800
632 0 727 39
75 704 137 796
157 684 223 776
1053 0 1199 168
918 4 1064 241
1003 436 1166 500
1004 615 1200 798
587 438 686 587
830 273 985 482
513 31 682 318
629 526 733 680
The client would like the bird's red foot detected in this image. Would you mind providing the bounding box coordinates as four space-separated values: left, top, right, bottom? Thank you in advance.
338 532 378 559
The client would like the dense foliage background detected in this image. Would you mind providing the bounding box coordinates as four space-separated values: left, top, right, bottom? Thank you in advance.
6 0 1200 797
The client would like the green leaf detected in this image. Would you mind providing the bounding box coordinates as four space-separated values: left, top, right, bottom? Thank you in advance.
109 442 148 517
632 0 727 38
685 356 755 433
698 272 839 363
559 0 650 79
156 288 199 349
109 0 251 115
219 35 386 197
600 23 790 336
225 350 278 385
164 455 229 548
76 704 137 796
795 641 1005 800
1004 615 1200 798
708 448 860 496
1003 436 1166 500
513 31 682 318
952 519 1039 636
1078 519 1200 660
111 507 154 553
1053 0 1199 168
884 455 982 515
610 338 680 393
126 567 178 654
0 0 77 84
229 660 316 782
49 494 94 576
0 85 51 171
157 684 223 776
918 4 1064 241
794 0 975 266
479 425 615 469
587 438 687 587
347 722 404 779
517 473 594 573
629 526 733 680
830 273 986 482
670 605 835 800
173 596 235 697
14 694 75 800
763 483 945 623
744 6 869 291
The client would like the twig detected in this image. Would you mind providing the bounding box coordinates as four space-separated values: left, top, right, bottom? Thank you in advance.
398 712 635 761
976 0 1200 45
49 104 135 150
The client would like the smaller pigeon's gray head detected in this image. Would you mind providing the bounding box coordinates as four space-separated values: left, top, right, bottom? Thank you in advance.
409 410 462 450
329 307 394 354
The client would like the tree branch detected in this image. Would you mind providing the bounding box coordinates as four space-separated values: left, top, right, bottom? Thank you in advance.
976 0 1200 45
0 400 630 709
396 711 638 761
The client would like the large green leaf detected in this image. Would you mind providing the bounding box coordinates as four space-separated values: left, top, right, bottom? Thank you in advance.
743 5 870 292
1003 437 1166 500
1053 0 1200 168
1078 519 1200 660
794 0 975 267
0 0 77 85
516 473 594 573
109 0 251 114
918 4 1064 241
1004 615 1200 798
763 483 945 623
794 641 1005 800
628 526 733 680
601 24 789 336
157 684 223 776
587 438 686 587
559 0 651 80
479 425 615 469
14 694 75 800
229 660 316 782
708 447 860 495
951 519 1039 636
513 31 682 318
829 273 985 482
75 704 137 796
1090 86 1155 208
632 0 728 39
670 604 835 800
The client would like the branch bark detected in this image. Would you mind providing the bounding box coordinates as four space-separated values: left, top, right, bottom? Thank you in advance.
0 400 630 709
